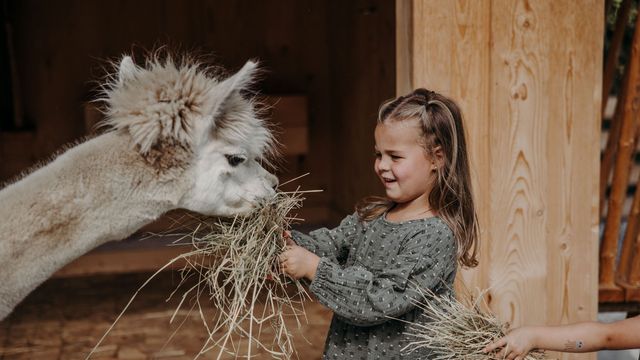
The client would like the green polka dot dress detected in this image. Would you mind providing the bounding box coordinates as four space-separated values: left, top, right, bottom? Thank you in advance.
291 213 457 359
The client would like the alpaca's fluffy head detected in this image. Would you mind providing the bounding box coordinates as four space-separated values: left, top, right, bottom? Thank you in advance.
102 55 278 216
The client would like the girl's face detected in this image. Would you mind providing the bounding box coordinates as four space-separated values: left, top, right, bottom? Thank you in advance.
374 119 438 207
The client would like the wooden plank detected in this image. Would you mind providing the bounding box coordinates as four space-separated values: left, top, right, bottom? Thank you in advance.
53 246 190 277
4 9 23 129
489 0 551 331
626 286 640 302
138 206 331 235
327 0 396 215
403 3 601 360
0 131 36 180
540 3 601 346
617 174 640 285
599 286 626 303
399 0 491 297
52 206 331 277
396 0 413 95
627 230 640 286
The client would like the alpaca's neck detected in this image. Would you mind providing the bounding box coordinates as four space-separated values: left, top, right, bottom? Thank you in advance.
0 132 188 318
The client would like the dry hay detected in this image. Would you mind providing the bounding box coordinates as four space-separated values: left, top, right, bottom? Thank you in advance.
399 286 547 360
88 177 318 359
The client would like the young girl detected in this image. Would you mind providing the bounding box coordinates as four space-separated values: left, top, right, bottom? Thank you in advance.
279 88 480 359
483 316 640 359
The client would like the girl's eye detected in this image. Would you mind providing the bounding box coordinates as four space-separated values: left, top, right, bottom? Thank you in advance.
391 155 402 160
225 154 247 167
374 152 382 158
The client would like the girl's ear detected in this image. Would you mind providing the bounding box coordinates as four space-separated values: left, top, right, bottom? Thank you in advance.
431 146 445 171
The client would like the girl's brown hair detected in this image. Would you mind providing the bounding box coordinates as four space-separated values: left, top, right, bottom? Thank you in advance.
356 88 479 268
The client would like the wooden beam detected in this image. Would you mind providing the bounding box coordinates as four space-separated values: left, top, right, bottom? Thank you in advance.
52 206 331 277
53 245 189 278
599 286 626 303
617 170 640 285
627 230 640 287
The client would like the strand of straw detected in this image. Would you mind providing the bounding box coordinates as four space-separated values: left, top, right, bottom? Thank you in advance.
87 182 317 359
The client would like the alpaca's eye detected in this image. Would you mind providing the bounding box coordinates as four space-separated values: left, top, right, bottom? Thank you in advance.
225 154 246 167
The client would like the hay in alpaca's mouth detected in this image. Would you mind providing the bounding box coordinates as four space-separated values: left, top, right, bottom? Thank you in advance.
88 176 320 360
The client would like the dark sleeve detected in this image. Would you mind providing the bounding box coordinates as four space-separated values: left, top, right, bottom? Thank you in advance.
308 223 456 327
290 213 360 263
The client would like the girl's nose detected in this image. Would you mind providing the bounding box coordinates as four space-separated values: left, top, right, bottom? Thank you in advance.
378 157 390 171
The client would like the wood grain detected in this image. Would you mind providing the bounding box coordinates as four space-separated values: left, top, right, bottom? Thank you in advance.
399 2 601 359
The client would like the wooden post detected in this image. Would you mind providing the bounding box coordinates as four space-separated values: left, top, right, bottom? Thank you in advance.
602 0 632 115
600 63 629 219
628 234 640 288
397 2 601 359
600 9 640 295
618 174 640 286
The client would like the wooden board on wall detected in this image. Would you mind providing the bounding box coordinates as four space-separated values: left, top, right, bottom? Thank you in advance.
396 0 492 297
397 2 602 360
328 0 397 219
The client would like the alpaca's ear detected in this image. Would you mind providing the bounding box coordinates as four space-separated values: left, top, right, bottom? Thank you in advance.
207 60 257 122
118 56 138 84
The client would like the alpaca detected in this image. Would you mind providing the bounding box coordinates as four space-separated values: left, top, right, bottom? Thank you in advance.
0 55 278 320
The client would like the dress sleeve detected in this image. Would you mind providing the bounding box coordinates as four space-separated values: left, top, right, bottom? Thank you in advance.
290 213 360 264
309 223 457 327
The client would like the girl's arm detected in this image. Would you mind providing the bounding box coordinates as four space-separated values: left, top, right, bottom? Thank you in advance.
289 213 360 263
484 316 640 357
307 225 456 327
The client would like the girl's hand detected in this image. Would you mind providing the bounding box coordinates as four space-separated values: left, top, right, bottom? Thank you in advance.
279 239 320 281
483 327 538 360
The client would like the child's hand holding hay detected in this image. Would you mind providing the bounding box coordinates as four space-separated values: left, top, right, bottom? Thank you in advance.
483 326 539 359
398 286 547 360
484 315 640 358
279 235 320 281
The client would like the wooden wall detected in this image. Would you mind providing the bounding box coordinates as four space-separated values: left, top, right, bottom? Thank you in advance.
397 1 602 360
328 0 396 218
0 0 395 226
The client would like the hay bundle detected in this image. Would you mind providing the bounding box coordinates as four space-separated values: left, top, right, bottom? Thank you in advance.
169 189 313 359
88 186 316 360
400 287 546 360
